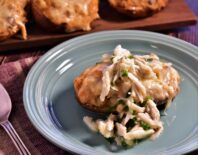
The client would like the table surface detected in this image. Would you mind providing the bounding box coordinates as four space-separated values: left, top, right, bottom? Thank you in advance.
0 0 197 155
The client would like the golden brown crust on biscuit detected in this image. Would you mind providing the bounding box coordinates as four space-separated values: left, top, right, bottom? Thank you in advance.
108 0 168 18
74 64 110 113
0 0 29 41
31 0 62 32
32 0 99 32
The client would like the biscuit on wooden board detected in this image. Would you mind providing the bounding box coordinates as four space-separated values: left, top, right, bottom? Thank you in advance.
108 0 168 18
31 0 99 32
0 0 29 41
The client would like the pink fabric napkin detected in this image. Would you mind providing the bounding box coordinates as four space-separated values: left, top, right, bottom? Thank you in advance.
0 57 70 155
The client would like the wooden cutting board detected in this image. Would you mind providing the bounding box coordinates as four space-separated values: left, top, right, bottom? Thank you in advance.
0 0 197 52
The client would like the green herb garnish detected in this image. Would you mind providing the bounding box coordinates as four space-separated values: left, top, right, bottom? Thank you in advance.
140 121 151 130
107 105 117 113
146 58 153 62
133 111 137 115
107 99 125 113
140 102 147 107
145 96 153 101
123 106 129 112
121 69 128 77
141 96 153 107
128 55 134 59
121 141 129 149
117 99 125 104
134 139 143 145
105 137 115 144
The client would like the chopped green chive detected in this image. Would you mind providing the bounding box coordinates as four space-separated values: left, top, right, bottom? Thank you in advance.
140 121 151 130
107 99 125 113
117 99 125 104
140 102 147 107
146 58 153 62
130 98 135 103
107 105 116 113
128 55 134 59
124 106 129 112
133 111 137 115
140 96 153 107
146 96 153 100
121 141 129 149
134 139 141 145
105 137 115 144
144 96 153 102
121 69 128 77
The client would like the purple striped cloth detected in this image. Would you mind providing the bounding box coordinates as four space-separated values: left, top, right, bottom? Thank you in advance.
0 57 70 155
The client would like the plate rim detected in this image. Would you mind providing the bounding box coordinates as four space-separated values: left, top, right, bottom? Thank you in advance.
23 30 198 155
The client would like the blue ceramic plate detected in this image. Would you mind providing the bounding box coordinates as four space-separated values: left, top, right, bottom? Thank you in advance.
23 30 198 155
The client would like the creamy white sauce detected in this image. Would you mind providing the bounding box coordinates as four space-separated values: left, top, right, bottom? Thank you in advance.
100 45 180 105
0 0 27 39
37 0 99 32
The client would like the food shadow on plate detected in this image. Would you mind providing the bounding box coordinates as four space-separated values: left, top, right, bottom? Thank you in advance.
48 87 101 127
48 86 123 150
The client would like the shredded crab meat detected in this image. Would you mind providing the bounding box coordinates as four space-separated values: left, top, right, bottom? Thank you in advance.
135 59 157 79
121 112 133 125
137 113 162 129
100 45 135 101
82 45 180 148
99 45 180 104
130 125 141 131
108 113 117 121
134 54 159 61
127 100 145 113
96 120 114 138
101 54 112 63
116 104 124 113
124 128 155 140
83 116 98 132
116 123 127 137
150 125 164 140
106 118 114 131
113 45 131 63
100 64 114 101
83 98 164 147
147 99 160 121
128 72 146 102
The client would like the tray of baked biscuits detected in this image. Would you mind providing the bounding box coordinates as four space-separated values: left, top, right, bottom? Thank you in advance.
0 0 197 52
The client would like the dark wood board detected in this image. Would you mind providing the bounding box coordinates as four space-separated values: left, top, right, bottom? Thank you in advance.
0 0 197 52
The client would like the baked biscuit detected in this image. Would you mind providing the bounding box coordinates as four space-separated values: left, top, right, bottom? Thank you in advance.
74 46 180 113
108 0 168 18
0 0 29 41
32 0 99 32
